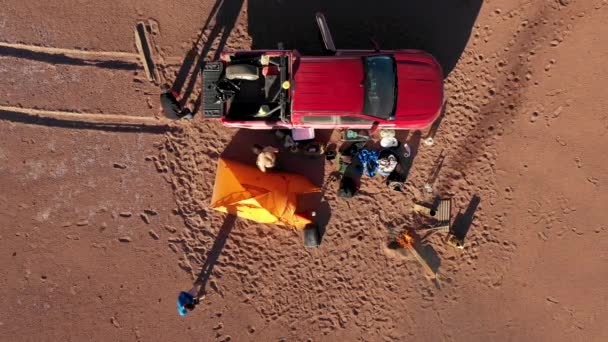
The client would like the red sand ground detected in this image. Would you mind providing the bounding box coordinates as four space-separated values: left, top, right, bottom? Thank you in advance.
1 0 607 341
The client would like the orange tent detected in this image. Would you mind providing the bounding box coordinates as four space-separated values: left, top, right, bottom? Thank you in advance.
210 158 321 229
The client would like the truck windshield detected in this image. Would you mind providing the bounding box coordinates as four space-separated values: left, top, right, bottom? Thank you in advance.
363 55 396 120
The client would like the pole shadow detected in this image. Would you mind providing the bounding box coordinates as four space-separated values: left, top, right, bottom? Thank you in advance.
0 46 140 71
195 214 237 296
452 195 480 239
0 110 172 134
172 0 246 104
426 150 446 186
247 0 483 75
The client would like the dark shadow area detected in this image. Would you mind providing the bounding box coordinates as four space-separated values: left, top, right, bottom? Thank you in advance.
248 0 483 75
336 142 365 193
444 6 551 184
191 91 203 116
394 130 410 145
0 46 140 71
298 195 331 243
172 0 245 103
221 129 331 186
452 195 480 239
0 110 172 134
195 214 236 296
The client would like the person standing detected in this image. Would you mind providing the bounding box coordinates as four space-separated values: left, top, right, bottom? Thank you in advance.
177 287 205 316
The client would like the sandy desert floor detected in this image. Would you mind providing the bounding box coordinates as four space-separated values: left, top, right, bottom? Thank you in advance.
1 0 607 341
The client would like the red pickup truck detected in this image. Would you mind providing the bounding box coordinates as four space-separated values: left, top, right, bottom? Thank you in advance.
201 14 443 130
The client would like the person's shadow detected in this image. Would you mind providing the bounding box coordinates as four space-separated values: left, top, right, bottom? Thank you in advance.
247 0 483 75
194 214 237 297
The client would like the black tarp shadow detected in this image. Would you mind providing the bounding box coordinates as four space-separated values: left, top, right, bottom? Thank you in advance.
247 0 483 75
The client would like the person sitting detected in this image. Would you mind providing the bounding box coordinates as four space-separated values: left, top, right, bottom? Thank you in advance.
252 144 279 172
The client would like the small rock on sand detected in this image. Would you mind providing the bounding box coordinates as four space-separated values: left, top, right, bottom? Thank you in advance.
148 230 160 240
113 163 127 169
118 236 132 243
144 209 158 216
110 316 121 328
76 219 89 226
164 225 177 233
168 243 179 253
119 212 132 217
140 213 150 224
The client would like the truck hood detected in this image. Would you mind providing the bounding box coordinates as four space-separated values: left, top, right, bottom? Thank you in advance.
292 57 364 113
394 57 443 118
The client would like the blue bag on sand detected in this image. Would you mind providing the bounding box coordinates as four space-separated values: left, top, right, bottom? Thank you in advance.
357 149 379 177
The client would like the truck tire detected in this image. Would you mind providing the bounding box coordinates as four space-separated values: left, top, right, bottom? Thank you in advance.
303 224 320 248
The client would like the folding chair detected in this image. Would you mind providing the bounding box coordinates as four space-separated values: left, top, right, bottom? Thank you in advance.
414 198 451 233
